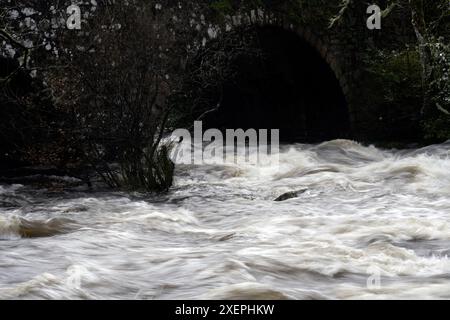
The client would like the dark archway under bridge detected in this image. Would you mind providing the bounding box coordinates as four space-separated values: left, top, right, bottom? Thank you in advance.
203 25 351 143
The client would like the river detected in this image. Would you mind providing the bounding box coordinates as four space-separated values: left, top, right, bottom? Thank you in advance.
1 140 450 299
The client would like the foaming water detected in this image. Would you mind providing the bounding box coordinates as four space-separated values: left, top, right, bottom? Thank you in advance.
1 140 449 299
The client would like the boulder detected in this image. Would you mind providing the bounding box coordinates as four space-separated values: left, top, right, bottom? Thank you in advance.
274 189 307 202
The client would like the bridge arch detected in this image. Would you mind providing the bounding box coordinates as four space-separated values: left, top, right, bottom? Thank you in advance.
221 10 356 112
200 13 355 142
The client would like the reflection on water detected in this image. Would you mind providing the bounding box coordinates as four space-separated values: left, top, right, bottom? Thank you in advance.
1 140 450 299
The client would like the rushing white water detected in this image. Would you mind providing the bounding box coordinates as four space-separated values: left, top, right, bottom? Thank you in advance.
1 140 450 300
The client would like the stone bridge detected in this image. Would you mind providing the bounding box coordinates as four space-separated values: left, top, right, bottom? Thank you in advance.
199 7 367 141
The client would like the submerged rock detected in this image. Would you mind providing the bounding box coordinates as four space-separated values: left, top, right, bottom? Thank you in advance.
274 189 307 202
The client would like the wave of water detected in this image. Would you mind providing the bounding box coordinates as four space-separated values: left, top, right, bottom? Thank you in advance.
1 140 449 299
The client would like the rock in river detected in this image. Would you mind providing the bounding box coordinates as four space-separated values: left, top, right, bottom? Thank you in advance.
274 189 307 202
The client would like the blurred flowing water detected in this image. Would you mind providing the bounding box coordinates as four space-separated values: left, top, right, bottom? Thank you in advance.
1 140 450 300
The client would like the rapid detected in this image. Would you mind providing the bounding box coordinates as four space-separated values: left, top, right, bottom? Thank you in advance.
1 140 449 299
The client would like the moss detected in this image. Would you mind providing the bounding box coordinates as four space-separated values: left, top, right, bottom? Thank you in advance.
210 0 234 15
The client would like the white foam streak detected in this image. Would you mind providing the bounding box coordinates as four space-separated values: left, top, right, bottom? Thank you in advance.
1 140 449 299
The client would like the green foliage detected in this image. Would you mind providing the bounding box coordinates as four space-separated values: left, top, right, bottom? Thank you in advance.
365 48 423 106
364 43 450 142
211 0 234 14
114 143 175 193
362 48 424 140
